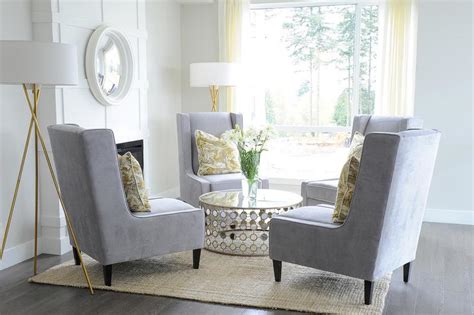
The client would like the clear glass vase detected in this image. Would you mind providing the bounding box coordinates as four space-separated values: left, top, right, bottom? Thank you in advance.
242 177 259 200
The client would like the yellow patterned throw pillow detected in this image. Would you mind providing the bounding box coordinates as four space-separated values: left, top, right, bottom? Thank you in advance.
333 132 365 223
118 152 151 212
195 129 241 176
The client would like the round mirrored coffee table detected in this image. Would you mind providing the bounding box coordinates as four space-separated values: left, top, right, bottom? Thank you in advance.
199 189 303 256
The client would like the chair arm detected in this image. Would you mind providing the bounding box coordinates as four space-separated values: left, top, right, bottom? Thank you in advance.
301 178 339 206
269 215 379 280
104 207 205 265
182 171 211 207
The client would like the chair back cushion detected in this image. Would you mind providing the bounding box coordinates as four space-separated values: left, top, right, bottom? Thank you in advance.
347 129 440 278
352 115 423 138
48 124 129 261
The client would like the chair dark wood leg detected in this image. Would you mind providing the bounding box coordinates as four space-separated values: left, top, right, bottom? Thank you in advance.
403 262 411 283
103 265 113 286
273 260 282 282
193 249 201 269
364 280 373 305
72 247 80 266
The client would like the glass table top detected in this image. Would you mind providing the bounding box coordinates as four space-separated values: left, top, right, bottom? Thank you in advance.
199 189 303 210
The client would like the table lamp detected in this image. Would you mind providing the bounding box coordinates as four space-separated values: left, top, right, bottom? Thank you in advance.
190 62 238 111
0 41 94 294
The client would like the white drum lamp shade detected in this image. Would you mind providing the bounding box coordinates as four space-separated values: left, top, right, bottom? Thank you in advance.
190 62 238 87
0 41 78 85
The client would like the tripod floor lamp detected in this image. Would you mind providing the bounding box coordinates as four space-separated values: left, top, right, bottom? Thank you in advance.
0 41 94 294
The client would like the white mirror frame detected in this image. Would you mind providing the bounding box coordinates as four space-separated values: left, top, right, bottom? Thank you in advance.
85 25 134 106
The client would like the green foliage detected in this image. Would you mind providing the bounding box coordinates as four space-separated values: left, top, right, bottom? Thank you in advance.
359 87 375 115
297 80 310 97
332 5 378 124
226 125 273 181
282 7 333 125
282 7 332 66
239 150 261 183
264 90 276 124
334 6 355 75
333 88 350 126
333 87 375 126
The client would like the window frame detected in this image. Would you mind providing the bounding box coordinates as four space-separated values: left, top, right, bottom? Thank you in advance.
249 0 380 133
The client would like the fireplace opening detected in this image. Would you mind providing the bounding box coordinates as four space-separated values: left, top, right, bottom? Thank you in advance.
117 140 144 171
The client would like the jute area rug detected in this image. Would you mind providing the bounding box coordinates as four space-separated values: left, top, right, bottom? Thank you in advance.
30 250 390 314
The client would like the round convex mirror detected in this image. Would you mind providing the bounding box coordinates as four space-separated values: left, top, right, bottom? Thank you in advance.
86 25 133 106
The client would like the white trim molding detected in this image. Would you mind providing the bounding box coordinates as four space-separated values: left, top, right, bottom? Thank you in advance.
0 238 38 271
424 208 474 226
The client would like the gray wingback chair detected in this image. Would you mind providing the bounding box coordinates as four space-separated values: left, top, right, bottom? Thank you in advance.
301 115 423 206
177 112 269 207
48 124 204 286
270 129 441 305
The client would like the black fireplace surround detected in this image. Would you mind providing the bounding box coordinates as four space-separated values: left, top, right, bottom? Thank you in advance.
116 140 144 171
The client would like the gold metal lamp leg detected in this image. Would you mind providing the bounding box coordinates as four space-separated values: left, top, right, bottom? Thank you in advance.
209 85 219 112
33 85 39 275
22 84 94 294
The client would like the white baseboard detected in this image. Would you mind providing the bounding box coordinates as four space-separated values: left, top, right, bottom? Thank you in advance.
41 236 71 255
0 238 38 271
423 208 474 225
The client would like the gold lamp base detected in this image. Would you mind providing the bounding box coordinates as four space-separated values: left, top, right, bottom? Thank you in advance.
209 85 219 112
0 84 94 294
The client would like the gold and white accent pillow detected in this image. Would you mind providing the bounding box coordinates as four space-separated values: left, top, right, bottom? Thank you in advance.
195 129 241 176
118 152 151 212
333 132 365 223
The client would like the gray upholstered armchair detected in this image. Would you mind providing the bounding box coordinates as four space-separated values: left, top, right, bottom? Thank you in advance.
270 129 440 305
301 115 423 206
177 112 269 207
48 124 204 286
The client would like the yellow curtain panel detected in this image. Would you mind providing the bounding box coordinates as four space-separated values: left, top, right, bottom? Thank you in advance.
222 0 244 112
377 0 418 116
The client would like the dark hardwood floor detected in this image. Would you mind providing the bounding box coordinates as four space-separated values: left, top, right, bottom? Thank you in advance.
1 222 472 314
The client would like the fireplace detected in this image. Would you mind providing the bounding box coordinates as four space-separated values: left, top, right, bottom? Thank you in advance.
117 140 144 171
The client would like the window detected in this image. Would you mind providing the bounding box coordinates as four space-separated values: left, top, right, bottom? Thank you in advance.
245 1 379 181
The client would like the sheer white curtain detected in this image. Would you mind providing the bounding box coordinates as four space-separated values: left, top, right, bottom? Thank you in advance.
218 0 250 113
376 0 418 116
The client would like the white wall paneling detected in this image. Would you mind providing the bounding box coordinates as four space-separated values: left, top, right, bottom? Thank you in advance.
32 0 149 256
146 0 182 197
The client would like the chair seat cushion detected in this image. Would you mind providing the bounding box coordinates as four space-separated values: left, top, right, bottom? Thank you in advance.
133 198 197 217
305 179 338 203
202 173 244 191
276 206 341 229
202 173 270 191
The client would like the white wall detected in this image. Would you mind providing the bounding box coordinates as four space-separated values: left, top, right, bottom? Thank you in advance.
0 0 36 270
146 0 182 197
180 1 219 113
415 0 473 224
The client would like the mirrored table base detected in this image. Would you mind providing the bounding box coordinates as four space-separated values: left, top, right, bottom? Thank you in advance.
202 204 301 256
